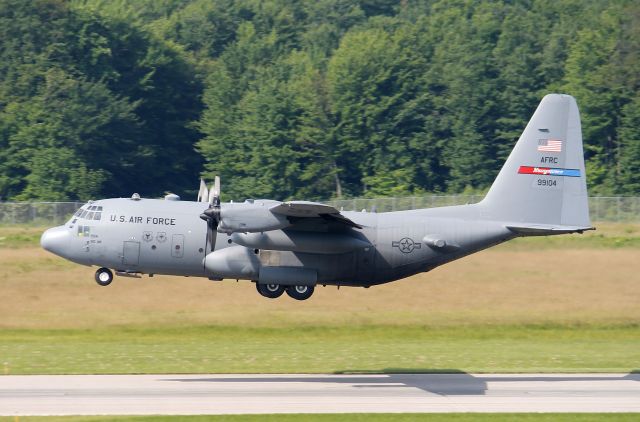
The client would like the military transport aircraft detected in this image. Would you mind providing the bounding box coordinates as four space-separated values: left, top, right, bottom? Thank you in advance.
41 94 593 300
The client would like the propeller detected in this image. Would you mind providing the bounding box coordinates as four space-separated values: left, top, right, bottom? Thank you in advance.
200 176 221 253
197 179 209 203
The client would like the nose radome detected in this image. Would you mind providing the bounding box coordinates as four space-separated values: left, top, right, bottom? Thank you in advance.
41 226 71 256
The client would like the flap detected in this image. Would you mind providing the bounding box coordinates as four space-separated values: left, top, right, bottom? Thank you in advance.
270 201 362 229
270 201 338 217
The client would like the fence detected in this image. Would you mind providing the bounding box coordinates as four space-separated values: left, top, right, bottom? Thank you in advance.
0 196 638 225
329 196 640 222
0 201 84 226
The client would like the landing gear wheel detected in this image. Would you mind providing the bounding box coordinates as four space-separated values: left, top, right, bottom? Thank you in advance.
256 283 285 299
95 267 113 286
286 285 314 301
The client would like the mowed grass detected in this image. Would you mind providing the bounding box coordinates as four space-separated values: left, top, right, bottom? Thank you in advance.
0 223 638 375
1 324 639 374
3 415 640 422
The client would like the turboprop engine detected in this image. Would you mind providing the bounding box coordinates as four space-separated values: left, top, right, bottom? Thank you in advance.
217 200 291 233
197 176 367 300
203 247 318 287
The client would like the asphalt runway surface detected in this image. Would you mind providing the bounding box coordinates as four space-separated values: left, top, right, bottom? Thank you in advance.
1 373 639 415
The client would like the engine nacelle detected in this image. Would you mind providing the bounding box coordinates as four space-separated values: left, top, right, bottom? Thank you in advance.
204 246 260 279
204 245 319 286
217 201 290 233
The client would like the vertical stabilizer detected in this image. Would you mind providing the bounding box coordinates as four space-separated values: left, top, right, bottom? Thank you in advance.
480 94 592 230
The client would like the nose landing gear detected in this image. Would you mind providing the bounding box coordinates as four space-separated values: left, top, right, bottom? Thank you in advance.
95 267 114 286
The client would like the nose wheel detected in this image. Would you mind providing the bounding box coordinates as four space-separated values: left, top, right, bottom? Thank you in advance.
95 267 114 286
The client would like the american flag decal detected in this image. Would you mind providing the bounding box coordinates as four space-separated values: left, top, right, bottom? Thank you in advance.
537 139 562 152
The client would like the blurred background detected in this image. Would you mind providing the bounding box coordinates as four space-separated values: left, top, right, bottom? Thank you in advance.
0 0 638 203
1 0 638 376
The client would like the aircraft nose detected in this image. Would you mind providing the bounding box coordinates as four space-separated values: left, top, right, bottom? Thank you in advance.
41 226 71 256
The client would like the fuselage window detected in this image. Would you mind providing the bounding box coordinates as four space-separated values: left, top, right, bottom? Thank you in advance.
77 225 91 237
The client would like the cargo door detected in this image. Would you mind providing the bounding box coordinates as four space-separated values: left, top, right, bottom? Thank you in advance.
171 234 184 258
122 241 140 266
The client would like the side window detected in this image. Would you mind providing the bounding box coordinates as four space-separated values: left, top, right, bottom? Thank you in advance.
77 225 83 236
94 212 102 221
83 226 90 237
87 212 95 220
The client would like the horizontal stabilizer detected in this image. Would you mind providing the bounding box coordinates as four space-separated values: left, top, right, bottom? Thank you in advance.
506 224 595 236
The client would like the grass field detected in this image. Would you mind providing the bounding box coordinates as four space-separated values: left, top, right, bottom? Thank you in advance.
0 224 638 375
2 414 639 422
2 325 639 374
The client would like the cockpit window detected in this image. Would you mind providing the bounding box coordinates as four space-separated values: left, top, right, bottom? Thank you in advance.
70 203 103 225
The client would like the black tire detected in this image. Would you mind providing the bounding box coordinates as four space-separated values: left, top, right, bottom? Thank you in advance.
256 282 285 299
95 268 114 286
286 285 314 301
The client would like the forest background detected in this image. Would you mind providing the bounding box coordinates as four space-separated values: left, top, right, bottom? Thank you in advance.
0 0 638 202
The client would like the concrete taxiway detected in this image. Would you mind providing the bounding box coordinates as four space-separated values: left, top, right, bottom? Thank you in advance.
1 373 639 415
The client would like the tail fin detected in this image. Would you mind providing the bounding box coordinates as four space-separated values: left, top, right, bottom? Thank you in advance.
480 94 593 232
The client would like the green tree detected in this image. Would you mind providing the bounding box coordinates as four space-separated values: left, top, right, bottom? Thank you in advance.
617 95 640 194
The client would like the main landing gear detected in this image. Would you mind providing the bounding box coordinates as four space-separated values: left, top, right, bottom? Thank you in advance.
256 283 285 298
256 283 315 301
94 267 114 286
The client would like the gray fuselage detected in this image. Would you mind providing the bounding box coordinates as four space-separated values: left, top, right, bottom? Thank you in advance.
43 197 516 287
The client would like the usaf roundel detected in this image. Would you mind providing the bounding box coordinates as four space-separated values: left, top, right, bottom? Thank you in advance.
392 237 421 254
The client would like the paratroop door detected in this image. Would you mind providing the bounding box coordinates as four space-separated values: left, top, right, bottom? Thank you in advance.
122 241 140 266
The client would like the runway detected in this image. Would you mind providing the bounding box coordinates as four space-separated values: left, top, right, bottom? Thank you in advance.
1 373 639 415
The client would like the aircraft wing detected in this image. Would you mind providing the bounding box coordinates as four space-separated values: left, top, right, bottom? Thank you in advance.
270 201 362 229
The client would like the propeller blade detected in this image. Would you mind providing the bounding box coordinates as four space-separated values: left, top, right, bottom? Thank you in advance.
207 185 215 205
197 179 209 203
207 176 221 207
213 176 221 207
201 175 222 254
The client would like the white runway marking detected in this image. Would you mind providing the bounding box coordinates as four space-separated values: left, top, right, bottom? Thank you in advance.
1 373 639 415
